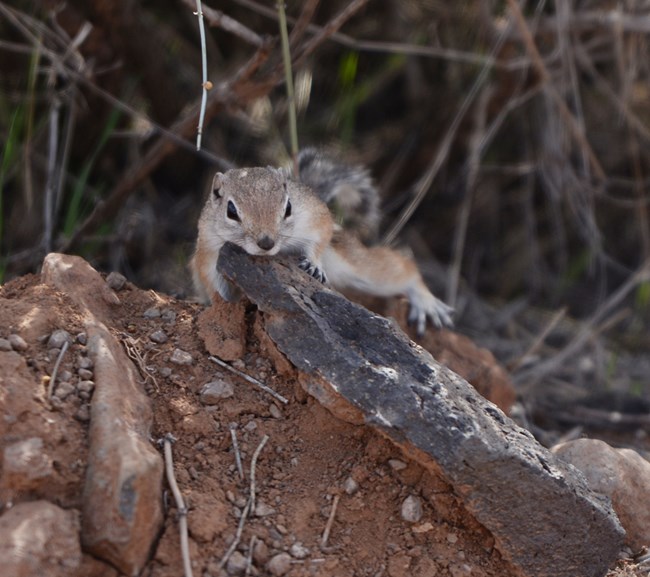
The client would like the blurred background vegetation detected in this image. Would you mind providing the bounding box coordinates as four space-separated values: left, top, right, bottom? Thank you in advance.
2 0 650 431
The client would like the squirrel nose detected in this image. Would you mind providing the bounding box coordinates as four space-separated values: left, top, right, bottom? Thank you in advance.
257 236 275 251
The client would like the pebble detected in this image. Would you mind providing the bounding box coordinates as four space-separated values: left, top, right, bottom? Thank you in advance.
8 334 28 351
388 459 407 471
252 539 270 564
47 329 72 349
77 380 95 393
161 309 177 324
267 552 292 576
78 368 93 380
149 330 168 344
76 332 88 345
290 542 309 560
60 370 73 382
75 404 91 422
343 476 359 495
159 367 172 378
0 338 12 352
401 495 423 523
143 307 161 319
244 421 257 432
78 355 93 370
269 404 283 419
54 382 75 400
254 502 276 517
106 271 127 291
200 380 234 404
170 348 193 366
226 550 248 575
447 532 459 544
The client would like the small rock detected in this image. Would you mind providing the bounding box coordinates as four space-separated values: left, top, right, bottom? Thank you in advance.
49 396 63 410
47 329 72 349
170 348 193 366
401 495 423 523
244 420 257 431
552 438 650 550
159 367 172 378
0 338 12 351
78 368 93 380
78 355 93 370
54 381 76 400
106 271 127 291
252 539 270 565
76 332 88 345
149 330 168 344
8 334 28 351
200 380 234 404
343 476 359 495
75 404 91 422
267 553 292 576
254 502 276 517
289 542 309 559
48 348 62 361
161 309 177 324
77 380 95 393
269 403 283 419
447 532 458 544
2 437 53 490
226 551 248 575
388 459 407 471
143 307 161 319
60 370 73 382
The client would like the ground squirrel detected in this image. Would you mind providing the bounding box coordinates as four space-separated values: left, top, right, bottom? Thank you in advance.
191 149 453 334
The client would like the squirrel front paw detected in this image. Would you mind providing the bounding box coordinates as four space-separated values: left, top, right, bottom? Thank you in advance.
298 257 328 284
407 288 454 336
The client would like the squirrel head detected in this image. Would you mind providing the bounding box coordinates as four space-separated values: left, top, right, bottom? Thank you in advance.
207 167 295 256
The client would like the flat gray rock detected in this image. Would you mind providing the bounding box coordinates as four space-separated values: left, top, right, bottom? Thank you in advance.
219 243 624 577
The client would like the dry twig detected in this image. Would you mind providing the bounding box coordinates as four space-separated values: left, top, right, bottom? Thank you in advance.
161 434 194 577
320 494 340 548
47 340 69 401
209 356 288 404
230 426 245 481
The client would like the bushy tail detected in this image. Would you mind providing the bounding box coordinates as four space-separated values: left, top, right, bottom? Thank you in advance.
290 148 381 244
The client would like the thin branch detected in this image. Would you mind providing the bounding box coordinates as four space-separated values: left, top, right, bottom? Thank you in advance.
249 434 268 515
47 340 69 401
277 0 299 164
230 426 245 481
181 0 265 46
194 0 209 151
209 356 288 404
161 434 194 577
320 494 340 548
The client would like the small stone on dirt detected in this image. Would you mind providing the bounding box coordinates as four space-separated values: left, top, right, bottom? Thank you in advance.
290 542 310 559
106 271 127 291
54 381 75 400
47 329 72 349
269 403 283 419
77 380 95 393
200 380 234 404
343 476 359 495
226 551 248 575
149 330 168 344
170 348 193 365
161 309 177 323
78 355 93 369
76 332 88 345
0 338 12 351
253 539 270 564
8 334 28 351
267 552 292 576
389 459 407 471
75 404 91 422
78 368 93 380
401 495 423 523
254 502 276 517
143 307 161 319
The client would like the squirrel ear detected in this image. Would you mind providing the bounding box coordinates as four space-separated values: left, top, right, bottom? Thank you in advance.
212 173 224 198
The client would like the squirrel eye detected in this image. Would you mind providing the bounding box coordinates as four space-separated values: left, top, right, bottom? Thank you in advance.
226 200 240 222
284 199 292 219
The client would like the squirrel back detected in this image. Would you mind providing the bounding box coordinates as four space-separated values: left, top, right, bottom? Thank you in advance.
286 148 381 244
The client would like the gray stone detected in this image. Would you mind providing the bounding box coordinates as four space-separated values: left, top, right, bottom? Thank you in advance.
218 244 624 577
77 380 95 393
78 368 94 380
200 380 234 404
106 271 127 291
170 348 193 365
149 330 168 344
553 438 650 551
226 551 248 575
343 476 359 495
76 332 88 345
290 542 309 559
47 329 72 349
267 552 292 576
78 355 93 370
0 338 12 351
8 334 28 351
388 459 407 471
143 307 161 319
401 495 423 523
269 403 283 419
0 500 81 577
54 381 75 400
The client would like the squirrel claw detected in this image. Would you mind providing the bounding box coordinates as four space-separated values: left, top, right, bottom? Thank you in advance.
407 293 454 337
298 257 328 284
